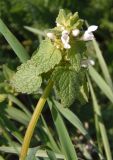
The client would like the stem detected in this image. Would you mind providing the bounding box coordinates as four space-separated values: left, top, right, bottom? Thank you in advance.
19 80 53 160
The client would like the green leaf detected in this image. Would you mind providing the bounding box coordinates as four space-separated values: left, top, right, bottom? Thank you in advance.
24 26 45 36
5 107 30 125
56 9 67 25
88 76 112 160
0 19 29 63
31 38 62 74
89 66 113 103
92 39 113 89
52 67 78 107
0 146 64 159
48 99 78 160
11 63 42 94
52 66 87 107
41 116 60 153
26 147 38 160
67 41 86 72
51 98 88 137
47 150 57 160
3 65 15 80
11 39 61 94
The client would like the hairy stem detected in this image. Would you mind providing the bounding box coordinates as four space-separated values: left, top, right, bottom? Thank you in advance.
19 80 53 160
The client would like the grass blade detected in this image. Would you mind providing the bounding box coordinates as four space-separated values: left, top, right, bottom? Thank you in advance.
0 19 29 63
5 107 29 125
48 99 78 160
41 116 60 153
88 76 112 160
0 146 64 159
89 66 113 103
47 150 57 160
92 39 113 89
24 26 45 36
51 98 88 137
8 94 31 118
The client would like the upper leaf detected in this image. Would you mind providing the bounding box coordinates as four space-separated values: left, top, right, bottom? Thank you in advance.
11 39 62 94
31 38 62 74
56 9 68 26
11 63 42 94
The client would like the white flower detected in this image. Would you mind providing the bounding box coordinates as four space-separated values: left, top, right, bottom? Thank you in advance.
87 25 98 32
61 30 71 49
81 59 95 68
64 43 71 49
47 32 55 40
83 25 98 41
72 29 80 37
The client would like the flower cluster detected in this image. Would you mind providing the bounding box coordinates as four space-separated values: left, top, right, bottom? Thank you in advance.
47 25 98 49
46 10 98 68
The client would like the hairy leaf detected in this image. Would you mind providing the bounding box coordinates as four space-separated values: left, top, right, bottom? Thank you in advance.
11 63 42 94
52 67 77 107
11 39 61 94
52 66 88 107
31 38 62 74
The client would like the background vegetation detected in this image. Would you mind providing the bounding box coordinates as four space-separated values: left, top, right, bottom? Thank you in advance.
0 0 113 160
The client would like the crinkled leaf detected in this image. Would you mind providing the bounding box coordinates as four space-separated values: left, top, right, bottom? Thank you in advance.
11 63 42 94
52 67 78 107
52 67 88 107
31 38 62 74
67 41 86 72
11 39 61 94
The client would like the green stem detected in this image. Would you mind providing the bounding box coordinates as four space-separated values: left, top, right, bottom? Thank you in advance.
19 80 53 160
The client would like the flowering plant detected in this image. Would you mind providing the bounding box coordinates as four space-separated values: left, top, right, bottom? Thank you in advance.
11 9 98 107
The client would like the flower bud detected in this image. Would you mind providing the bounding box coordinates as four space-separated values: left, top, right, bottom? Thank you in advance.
72 29 80 37
47 32 55 40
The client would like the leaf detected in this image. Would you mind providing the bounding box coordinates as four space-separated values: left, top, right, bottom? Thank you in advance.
48 100 78 160
0 19 29 63
47 150 57 160
0 146 64 159
41 116 60 153
52 66 87 107
31 38 62 74
67 41 86 72
10 63 42 94
51 98 88 137
92 39 113 89
26 147 38 160
5 107 29 125
24 26 45 36
88 76 112 160
11 39 61 94
3 65 15 80
56 9 67 25
89 66 113 104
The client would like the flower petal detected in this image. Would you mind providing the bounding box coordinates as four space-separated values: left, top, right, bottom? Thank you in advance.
61 34 69 44
64 43 71 49
87 25 98 32
83 31 94 41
